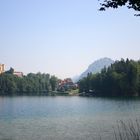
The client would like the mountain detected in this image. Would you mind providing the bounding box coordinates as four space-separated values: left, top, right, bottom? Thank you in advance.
78 57 114 80
72 75 80 83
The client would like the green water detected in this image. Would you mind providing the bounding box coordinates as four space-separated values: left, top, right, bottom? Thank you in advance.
0 96 140 140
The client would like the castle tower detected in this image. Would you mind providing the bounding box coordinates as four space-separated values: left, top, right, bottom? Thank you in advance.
0 64 5 74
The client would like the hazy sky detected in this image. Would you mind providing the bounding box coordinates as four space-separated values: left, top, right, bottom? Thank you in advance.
0 0 140 79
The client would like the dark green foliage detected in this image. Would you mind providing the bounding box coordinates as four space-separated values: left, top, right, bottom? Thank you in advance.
0 72 59 96
5 67 14 74
99 0 140 16
78 59 140 96
50 76 58 91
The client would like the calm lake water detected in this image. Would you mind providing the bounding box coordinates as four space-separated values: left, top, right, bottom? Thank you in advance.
0 96 140 140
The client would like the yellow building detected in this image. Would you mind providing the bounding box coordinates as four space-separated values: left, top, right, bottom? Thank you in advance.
0 64 5 74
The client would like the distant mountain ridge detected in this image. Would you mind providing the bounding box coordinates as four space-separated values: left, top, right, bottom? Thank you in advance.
78 57 114 80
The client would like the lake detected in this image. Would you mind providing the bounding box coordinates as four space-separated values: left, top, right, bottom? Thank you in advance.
0 96 140 140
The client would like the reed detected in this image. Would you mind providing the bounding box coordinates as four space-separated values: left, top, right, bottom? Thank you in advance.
113 119 140 140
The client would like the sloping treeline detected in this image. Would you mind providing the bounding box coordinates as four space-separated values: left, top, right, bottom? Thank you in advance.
0 72 58 95
78 59 140 96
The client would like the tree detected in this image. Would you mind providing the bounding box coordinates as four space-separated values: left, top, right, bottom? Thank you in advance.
50 76 58 91
99 0 140 16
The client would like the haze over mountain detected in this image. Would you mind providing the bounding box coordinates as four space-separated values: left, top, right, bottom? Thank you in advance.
76 58 114 81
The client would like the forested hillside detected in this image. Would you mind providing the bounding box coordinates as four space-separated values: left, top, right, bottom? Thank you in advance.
78 59 140 96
